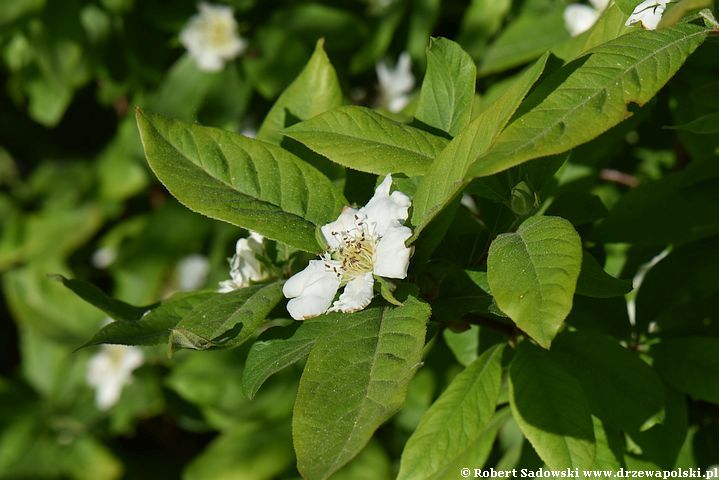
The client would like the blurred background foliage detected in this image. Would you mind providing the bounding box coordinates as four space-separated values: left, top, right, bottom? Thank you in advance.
1 0 718 478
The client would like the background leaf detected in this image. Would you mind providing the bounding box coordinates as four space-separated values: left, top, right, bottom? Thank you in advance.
652 337 719 405
487 216 582 348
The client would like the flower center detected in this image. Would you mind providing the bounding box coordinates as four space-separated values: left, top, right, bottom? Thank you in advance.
326 217 376 284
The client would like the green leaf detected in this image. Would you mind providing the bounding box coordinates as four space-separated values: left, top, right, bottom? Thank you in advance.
553 4 632 62
183 423 294 480
652 337 719 404
457 0 511 61
552 332 665 432
658 0 715 29
241 315 341 399
397 344 504 480
487 216 582 348
479 9 568 76
50 275 148 322
258 39 343 145
81 291 217 347
285 106 448 176
414 37 476 137
509 342 595 469
575 252 633 298
293 297 431 480
442 325 479 367
410 54 549 239
470 24 709 178
136 110 346 252
171 281 284 350
666 112 719 134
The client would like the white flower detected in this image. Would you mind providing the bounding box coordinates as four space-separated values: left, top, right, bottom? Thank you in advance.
283 175 412 320
86 344 144 410
625 0 672 30
180 2 246 72
92 246 117 269
564 0 610 36
376 52 415 113
176 254 210 291
218 231 267 292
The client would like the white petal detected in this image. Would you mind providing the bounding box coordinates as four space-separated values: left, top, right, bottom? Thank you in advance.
283 260 341 320
329 272 374 313
176 254 210 291
321 207 361 249
373 225 412 279
625 0 668 29
120 346 145 371
564 4 600 36
96 380 123 410
218 280 237 293
361 175 411 237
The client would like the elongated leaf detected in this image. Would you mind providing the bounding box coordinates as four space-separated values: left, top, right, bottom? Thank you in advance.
82 291 217 347
258 39 343 145
552 332 665 431
553 4 632 62
51 275 148 322
136 110 346 252
171 282 284 350
397 344 504 480
241 314 341 399
285 106 448 176
410 54 549 239
575 252 633 298
470 24 709 178
414 37 476 137
652 337 719 404
487 216 582 348
666 112 719 134
509 342 595 469
293 297 431 479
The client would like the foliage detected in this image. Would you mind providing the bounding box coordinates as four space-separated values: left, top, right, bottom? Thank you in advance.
1 0 719 479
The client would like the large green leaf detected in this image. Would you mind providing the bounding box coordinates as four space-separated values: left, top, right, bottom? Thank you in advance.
285 106 448 176
552 332 665 432
652 337 719 405
414 37 476 137
487 216 582 348
410 54 549 239
470 24 709 178
397 344 504 480
136 110 346 252
667 112 719 134
509 342 595 469
170 282 284 350
293 297 431 480
241 314 341 399
257 39 343 145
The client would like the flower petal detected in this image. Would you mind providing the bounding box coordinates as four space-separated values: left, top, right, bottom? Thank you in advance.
283 260 341 320
625 0 669 30
361 175 411 237
563 4 599 37
329 272 374 313
321 206 361 249
373 225 412 279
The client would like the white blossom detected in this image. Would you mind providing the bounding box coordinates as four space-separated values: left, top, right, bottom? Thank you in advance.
564 0 610 36
625 0 672 30
218 231 267 292
180 2 246 72
283 175 412 320
86 344 144 410
92 246 117 269
376 52 415 113
176 254 210 291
